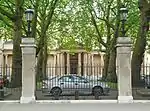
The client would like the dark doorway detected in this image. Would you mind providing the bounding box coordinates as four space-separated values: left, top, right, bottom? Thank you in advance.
70 53 78 74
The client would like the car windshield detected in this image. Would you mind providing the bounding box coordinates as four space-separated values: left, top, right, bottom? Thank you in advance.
58 76 74 82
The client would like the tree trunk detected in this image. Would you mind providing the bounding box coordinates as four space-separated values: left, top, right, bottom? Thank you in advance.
102 0 120 82
42 36 48 78
106 0 120 82
102 50 110 80
36 40 48 80
11 0 23 87
36 30 45 81
107 47 117 83
131 0 150 87
36 0 58 80
131 14 147 87
36 49 43 81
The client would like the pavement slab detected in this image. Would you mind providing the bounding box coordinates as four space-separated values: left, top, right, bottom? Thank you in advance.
0 103 150 111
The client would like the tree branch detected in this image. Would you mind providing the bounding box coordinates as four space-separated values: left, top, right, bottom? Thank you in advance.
0 14 13 28
95 16 115 30
89 9 107 48
45 0 59 30
4 0 15 13
0 6 14 21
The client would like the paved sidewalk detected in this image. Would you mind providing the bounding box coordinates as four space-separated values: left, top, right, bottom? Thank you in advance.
0 103 150 111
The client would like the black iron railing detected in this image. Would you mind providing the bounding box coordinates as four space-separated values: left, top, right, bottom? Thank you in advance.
35 65 118 100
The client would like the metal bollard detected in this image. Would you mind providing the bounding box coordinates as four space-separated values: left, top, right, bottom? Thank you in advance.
75 90 79 100
94 92 100 100
54 95 59 100
54 92 59 100
0 86 4 100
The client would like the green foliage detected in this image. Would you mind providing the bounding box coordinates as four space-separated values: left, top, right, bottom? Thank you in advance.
0 0 139 50
0 0 142 52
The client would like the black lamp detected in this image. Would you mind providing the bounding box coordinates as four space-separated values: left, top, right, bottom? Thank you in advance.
120 5 128 37
25 9 34 37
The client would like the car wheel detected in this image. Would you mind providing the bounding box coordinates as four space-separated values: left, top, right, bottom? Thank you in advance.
93 86 103 96
51 87 62 97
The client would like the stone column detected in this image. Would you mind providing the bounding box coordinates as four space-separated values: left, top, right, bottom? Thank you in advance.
53 54 56 76
100 54 104 66
0 52 3 65
87 53 91 75
78 52 81 75
100 54 104 75
84 53 87 76
67 53 70 74
60 53 63 75
0 50 3 75
20 38 36 103
56 53 60 75
4 54 8 76
91 54 94 75
0 40 3 66
0 40 4 76
116 37 133 103
5 54 8 66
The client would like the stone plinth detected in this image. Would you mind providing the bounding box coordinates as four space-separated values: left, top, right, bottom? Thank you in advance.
20 38 36 103
116 37 133 103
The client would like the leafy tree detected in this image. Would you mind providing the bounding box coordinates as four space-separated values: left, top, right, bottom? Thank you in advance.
0 0 25 87
131 0 150 86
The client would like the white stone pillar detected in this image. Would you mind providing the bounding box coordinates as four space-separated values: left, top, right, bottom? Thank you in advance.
0 51 3 65
84 53 87 76
20 38 36 103
88 53 91 75
91 54 94 75
117 37 133 103
53 54 56 76
0 50 3 75
0 40 3 66
60 53 63 75
67 53 70 74
4 54 8 76
56 53 60 75
57 53 60 66
0 40 4 75
100 54 104 66
5 54 8 66
100 54 104 75
78 52 81 76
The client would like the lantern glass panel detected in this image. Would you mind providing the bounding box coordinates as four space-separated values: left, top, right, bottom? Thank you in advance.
26 13 33 21
120 7 128 21
120 12 127 21
25 9 34 21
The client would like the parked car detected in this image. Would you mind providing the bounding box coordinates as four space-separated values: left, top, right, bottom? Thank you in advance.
42 74 110 97
84 75 102 81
